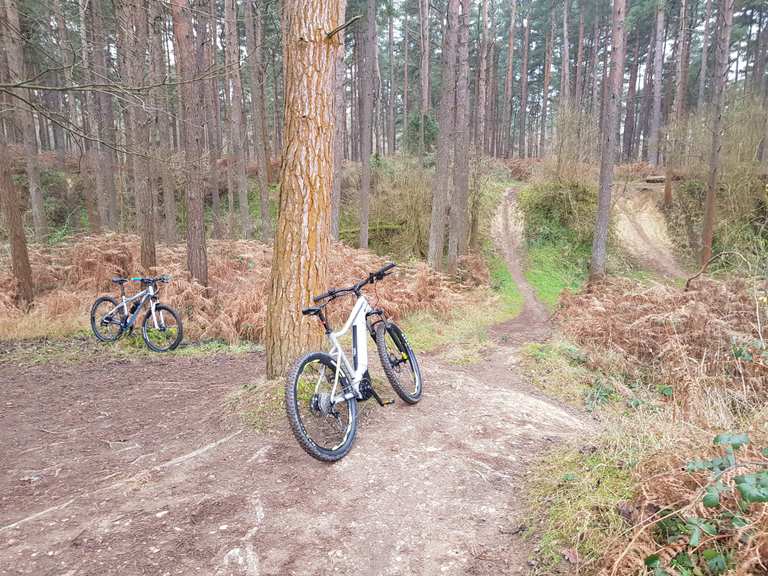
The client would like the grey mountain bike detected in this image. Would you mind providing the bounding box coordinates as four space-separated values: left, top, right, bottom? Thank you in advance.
90 275 183 352
285 263 423 462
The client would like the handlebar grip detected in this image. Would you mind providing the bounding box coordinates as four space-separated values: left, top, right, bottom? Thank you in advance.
380 262 396 274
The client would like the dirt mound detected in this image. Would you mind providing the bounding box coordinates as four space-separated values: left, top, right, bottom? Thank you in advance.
614 182 685 278
0 235 486 343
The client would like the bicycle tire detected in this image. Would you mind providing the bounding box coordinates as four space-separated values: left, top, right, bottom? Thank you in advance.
285 352 358 462
141 304 183 352
90 296 125 342
375 321 423 404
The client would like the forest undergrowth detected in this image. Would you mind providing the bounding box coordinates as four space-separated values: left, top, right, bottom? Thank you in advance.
523 273 767 575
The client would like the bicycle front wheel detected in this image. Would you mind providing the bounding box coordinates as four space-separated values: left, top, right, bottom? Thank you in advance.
375 321 423 404
285 352 358 462
141 304 183 352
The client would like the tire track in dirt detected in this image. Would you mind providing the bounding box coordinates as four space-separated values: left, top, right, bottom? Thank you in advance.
0 188 587 575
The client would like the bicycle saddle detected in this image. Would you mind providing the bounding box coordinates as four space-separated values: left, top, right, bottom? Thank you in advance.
111 277 128 285
302 306 323 317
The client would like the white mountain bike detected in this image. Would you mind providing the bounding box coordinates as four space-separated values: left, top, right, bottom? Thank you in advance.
285 263 423 461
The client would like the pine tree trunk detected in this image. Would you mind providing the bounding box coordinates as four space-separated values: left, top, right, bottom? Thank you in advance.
403 8 410 152
224 0 252 239
561 0 571 109
476 0 490 152
623 35 640 161
265 0 345 378
518 18 530 158
245 0 273 241
665 0 690 206
502 0 517 158
540 17 554 155
647 1 665 167
53 0 78 153
331 0 346 240
447 0 471 273
91 0 118 229
697 0 713 106
701 0 735 266
387 13 396 155
4 0 47 242
358 0 376 249
171 0 208 285
590 0 626 281
574 4 585 103
639 33 654 160
427 0 459 270
204 0 222 240
0 145 34 305
418 0 430 158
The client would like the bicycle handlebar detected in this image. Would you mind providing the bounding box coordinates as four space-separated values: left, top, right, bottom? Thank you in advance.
129 275 172 284
312 263 396 304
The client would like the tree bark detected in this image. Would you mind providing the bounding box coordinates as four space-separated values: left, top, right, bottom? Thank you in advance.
561 0 571 109
265 0 345 378
171 0 208 285
427 0 459 270
418 0 430 158
476 0 490 151
224 0 252 239
590 0 626 281
447 0 471 273
701 0 735 266
622 34 639 161
574 3 585 103
245 0 273 241
3 0 47 241
518 17 530 158
403 8 410 152
387 11 396 154
0 145 34 306
501 0 518 158
697 0 713 106
331 0 346 240
540 16 554 155
647 0 665 167
665 0 690 206
358 0 376 249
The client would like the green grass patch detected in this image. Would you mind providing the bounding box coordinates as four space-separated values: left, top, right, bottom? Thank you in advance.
528 447 635 571
524 239 590 310
487 250 525 316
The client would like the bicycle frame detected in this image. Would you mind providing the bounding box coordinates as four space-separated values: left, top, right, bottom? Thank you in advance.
325 294 380 404
106 284 161 329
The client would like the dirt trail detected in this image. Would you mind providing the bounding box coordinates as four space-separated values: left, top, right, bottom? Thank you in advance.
0 188 587 576
614 182 685 278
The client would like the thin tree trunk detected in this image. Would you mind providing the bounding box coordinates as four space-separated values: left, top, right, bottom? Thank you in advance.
418 0 430 158
427 0 460 270
387 12 396 154
590 0 626 281
701 0 735 266
476 0 490 151
697 0 713 106
647 1 665 167
224 0 252 239
4 0 47 241
171 0 208 285
403 8 410 152
358 0 376 249
265 0 345 378
0 145 34 305
561 0 571 109
245 0 273 241
540 16 554 155
331 0 346 240
574 3 585 103
639 32 654 160
502 0 518 158
623 34 640 161
665 0 690 206
518 17 530 158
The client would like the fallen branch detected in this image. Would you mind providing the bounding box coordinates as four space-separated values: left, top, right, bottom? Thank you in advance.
684 251 750 291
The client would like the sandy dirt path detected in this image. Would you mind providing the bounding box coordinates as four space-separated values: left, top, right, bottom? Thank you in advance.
0 189 587 576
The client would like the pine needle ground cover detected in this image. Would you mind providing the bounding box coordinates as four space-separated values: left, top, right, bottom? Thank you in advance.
524 277 768 575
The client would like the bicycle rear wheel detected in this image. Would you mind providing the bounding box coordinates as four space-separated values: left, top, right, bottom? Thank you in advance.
375 321 422 404
90 296 125 342
285 352 357 462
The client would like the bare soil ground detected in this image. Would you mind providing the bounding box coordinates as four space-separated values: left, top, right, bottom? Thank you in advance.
614 182 686 279
0 189 587 576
